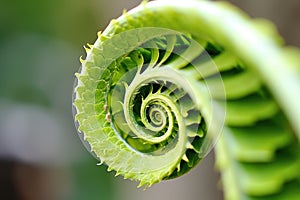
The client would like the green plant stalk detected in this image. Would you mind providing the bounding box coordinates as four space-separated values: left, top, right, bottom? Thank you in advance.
73 0 300 199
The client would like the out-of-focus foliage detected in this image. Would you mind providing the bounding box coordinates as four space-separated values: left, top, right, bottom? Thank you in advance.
0 0 128 199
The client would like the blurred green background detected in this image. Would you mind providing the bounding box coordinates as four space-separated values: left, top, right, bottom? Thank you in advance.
0 1 142 200
0 0 299 200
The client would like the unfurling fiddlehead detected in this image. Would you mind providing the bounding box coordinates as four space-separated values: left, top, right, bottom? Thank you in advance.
73 26 225 187
73 0 300 199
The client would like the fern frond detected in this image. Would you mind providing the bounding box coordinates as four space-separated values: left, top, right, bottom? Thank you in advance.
73 0 300 198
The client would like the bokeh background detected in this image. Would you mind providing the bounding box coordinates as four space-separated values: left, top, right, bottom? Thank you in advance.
0 0 299 200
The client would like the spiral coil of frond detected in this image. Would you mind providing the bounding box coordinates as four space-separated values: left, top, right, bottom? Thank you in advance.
73 0 300 198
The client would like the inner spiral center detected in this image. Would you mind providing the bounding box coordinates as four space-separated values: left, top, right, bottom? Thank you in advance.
106 31 210 155
141 96 172 136
148 106 164 126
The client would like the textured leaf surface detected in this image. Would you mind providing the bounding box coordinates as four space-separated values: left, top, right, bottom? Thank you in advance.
73 0 300 198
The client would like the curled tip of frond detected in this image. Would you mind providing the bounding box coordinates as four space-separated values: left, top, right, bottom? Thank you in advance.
186 142 200 153
107 166 113 172
99 34 110 42
137 181 145 188
137 180 152 190
187 131 198 138
74 72 80 78
123 173 134 180
97 30 111 42
87 43 93 49
97 160 104 166
110 19 118 26
115 171 121 177
182 154 189 162
176 163 181 172
79 56 85 64
200 132 205 138
185 142 194 149
97 31 102 38
122 9 127 15
182 111 188 118
84 45 91 53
